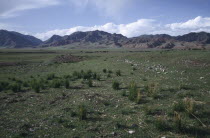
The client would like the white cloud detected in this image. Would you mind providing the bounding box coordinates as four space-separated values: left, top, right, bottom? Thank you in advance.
166 16 210 30
68 0 131 18
35 19 158 40
35 16 210 40
163 16 210 36
0 0 60 18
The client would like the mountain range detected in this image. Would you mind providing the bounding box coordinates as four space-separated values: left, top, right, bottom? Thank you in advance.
0 29 210 49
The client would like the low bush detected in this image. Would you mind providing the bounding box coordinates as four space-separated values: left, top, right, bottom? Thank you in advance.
72 71 82 79
145 82 159 98
31 79 41 93
108 70 113 74
88 79 93 87
107 73 111 78
173 101 185 112
51 79 61 88
92 72 97 80
121 90 126 96
96 74 101 81
112 81 120 90
103 69 107 73
47 73 56 80
174 111 183 131
136 89 142 104
78 104 87 120
10 83 22 92
116 70 121 76
0 81 10 91
132 67 137 71
83 72 92 80
183 98 195 115
23 81 29 87
65 79 70 89
128 81 138 101
155 116 171 131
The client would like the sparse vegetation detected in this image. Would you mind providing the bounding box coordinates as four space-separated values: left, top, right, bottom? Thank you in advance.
0 50 209 137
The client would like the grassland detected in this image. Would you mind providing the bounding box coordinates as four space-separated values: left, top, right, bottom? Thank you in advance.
0 49 210 137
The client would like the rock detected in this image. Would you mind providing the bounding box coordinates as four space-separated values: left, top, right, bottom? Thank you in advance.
128 130 135 134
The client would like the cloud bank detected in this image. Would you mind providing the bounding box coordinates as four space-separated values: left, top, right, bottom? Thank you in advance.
34 16 210 40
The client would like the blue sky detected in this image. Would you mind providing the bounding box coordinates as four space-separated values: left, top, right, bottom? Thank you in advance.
0 0 210 40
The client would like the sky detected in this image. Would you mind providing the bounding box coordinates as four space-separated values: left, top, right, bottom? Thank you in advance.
0 0 210 40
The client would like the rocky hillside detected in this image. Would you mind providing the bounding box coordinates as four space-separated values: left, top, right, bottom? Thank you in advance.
0 30 42 48
175 32 210 44
42 30 127 48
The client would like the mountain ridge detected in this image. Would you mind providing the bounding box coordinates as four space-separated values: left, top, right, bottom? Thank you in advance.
0 30 42 48
0 29 210 49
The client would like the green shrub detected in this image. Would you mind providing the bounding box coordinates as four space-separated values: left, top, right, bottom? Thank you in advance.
155 117 170 131
145 82 159 98
10 77 17 81
39 78 46 89
183 98 195 115
128 81 138 101
0 81 10 91
103 69 107 73
87 70 92 75
47 73 56 80
11 83 21 92
72 71 82 79
179 84 193 90
92 72 97 80
132 67 137 71
70 111 77 117
88 79 93 87
83 72 92 80
173 101 185 112
108 70 113 74
31 79 41 93
121 90 126 96
174 111 182 131
78 104 87 120
23 81 29 87
0 84 3 92
96 74 101 81
136 89 142 104
116 70 121 76
107 73 111 78
16 79 23 84
65 79 70 89
112 81 120 90
63 75 71 79
51 79 61 88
